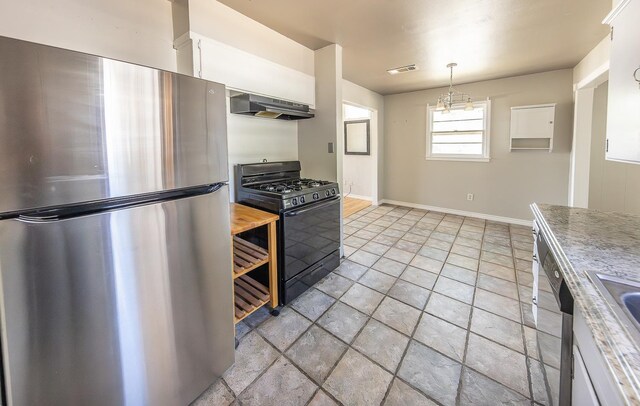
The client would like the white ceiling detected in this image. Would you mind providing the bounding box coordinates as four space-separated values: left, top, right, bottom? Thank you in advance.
217 0 611 95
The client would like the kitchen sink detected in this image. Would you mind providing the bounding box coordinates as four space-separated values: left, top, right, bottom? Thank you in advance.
589 272 640 340
622 293 640 325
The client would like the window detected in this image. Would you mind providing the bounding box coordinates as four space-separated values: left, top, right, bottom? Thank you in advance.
426 100 490 162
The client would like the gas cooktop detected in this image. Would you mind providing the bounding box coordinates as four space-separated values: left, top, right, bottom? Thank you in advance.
235 162 339 212
247 178 334 194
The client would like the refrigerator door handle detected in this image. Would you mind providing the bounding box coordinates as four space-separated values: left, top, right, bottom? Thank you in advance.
16 183 225 222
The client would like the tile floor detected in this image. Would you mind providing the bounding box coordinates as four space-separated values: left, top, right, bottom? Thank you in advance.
193 204 559 406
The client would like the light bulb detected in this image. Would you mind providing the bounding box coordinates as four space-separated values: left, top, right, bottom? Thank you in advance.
464 98 474 111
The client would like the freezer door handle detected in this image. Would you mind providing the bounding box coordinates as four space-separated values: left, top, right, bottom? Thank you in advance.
15 183 225 222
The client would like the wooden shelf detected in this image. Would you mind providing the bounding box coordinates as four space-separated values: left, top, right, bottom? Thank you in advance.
510 147 552 150
509 137 553 152
233 236 269 278
233 259 269 279
234 275 271 323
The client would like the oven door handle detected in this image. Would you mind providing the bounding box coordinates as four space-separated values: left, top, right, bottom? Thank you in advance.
285 196 340 217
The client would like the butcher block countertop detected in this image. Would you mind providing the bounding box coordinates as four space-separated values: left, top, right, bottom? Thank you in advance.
230 203 279 235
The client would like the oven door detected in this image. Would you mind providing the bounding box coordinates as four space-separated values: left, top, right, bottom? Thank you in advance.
282 196 341 282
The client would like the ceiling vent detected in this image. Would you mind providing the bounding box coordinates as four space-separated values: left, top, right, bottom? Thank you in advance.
387 64 418 75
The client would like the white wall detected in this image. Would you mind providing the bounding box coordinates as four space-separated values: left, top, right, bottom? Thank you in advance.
298 45 343 181
0 0 177 72
383 69 574 222
342 153 373 198
588 82 640 214
573 36 610 89
343 80 385 203
569 35 610 208
569 87 595 207
227 111 298 201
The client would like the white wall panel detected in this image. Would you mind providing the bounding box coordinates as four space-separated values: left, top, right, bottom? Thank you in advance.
226 104 298 201
194 33 315 107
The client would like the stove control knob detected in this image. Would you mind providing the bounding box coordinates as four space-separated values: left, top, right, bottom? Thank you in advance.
291 198 298 206
331 188 336 195
299 196 305 204
313 192 319 200
325 190 330 197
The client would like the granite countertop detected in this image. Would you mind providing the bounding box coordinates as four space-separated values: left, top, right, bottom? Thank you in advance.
531 203 640 404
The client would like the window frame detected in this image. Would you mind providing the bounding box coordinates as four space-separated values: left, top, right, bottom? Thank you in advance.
426 100 491 162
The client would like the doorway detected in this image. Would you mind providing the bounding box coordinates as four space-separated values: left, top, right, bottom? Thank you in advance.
341 102 378 218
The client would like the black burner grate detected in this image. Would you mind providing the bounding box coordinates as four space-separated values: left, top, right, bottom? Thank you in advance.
248 178 330 195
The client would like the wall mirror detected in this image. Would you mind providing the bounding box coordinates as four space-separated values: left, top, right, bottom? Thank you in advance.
344 119 370 155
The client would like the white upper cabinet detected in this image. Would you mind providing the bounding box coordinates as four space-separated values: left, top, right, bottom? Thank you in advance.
510 104 556 151
604 0 640 163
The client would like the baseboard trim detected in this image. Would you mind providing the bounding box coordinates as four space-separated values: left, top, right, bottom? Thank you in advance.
344 194 373 202
378 199 533 227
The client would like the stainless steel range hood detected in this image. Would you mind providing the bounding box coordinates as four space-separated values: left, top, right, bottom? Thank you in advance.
230 93 314 120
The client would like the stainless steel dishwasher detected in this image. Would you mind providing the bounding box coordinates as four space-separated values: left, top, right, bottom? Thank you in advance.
535 228 574 406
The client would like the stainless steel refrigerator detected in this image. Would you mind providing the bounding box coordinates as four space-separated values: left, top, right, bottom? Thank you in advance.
0 36 235 405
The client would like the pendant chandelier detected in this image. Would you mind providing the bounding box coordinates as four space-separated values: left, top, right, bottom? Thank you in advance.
435 63 474 112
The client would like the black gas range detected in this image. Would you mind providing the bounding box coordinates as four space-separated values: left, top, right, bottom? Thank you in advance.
235 161 341 305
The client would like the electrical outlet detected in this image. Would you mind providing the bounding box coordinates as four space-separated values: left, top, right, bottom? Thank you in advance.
467 193 474 201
